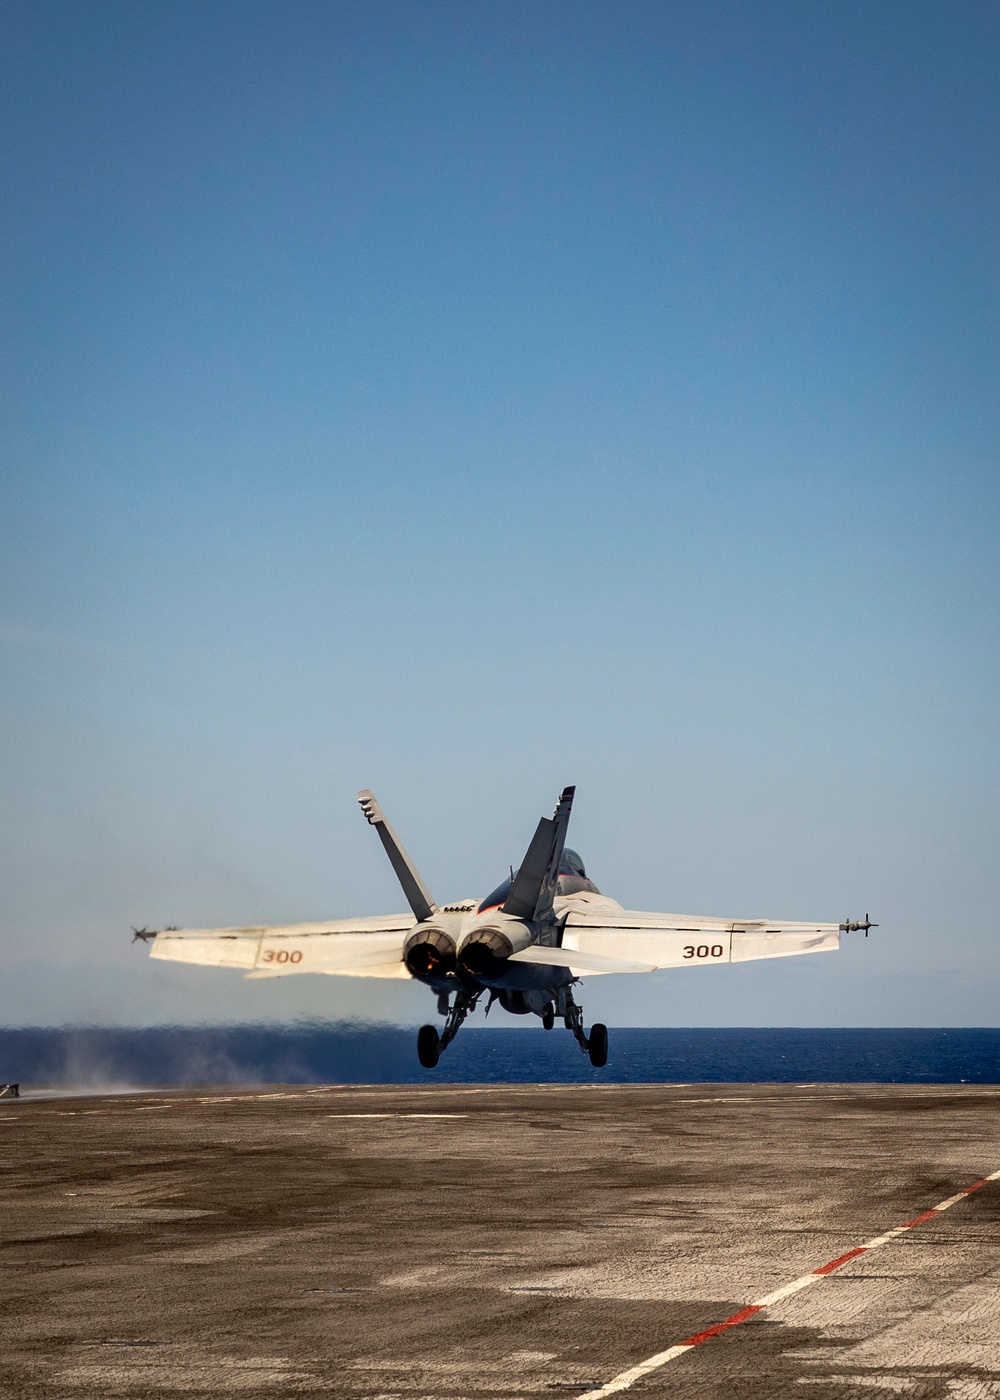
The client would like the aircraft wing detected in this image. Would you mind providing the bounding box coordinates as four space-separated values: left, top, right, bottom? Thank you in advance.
147 914 416 979
550 908 841 975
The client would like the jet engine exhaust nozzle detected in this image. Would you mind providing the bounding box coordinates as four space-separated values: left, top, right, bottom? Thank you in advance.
458 928 513 978
404 928 457 978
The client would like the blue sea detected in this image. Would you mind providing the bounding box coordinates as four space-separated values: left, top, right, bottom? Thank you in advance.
2 1026 999 1089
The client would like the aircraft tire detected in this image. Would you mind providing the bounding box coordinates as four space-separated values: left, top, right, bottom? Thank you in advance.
417 1024 440 1068
542 1006 555 1030
588 1023 608 1068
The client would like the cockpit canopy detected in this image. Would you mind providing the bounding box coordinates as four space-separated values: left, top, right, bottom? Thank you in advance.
477 849 600 912
556 848 598 897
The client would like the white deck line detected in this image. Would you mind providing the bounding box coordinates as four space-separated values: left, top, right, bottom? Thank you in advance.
575 1168 1000 1399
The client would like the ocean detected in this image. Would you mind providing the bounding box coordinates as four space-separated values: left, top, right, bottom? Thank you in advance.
1 1026 999 1090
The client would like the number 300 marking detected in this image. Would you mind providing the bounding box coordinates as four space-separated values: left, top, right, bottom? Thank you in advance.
263 949 303 964
683 944 724 960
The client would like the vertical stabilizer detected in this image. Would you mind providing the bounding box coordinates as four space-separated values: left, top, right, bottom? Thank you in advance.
358 791 437 923
502 786 575 922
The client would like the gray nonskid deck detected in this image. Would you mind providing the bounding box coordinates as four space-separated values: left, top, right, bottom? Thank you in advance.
2 1082 999 1398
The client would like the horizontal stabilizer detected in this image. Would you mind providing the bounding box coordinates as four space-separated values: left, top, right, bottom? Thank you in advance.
508 944 655 974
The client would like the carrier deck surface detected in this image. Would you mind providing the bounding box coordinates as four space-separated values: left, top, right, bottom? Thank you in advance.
2 1082 999 1398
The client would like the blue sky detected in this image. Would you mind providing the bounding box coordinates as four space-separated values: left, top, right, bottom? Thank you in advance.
1 0 998 1027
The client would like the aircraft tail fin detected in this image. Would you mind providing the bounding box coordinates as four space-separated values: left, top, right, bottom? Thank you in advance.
358 790 437 923
502 786 575 922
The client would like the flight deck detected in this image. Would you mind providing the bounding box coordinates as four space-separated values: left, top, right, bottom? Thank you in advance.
2 1082 999 1398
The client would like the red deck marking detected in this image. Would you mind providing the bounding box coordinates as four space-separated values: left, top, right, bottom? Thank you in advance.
575 1166 1000 1399
679 1304 763 1346
902 1209 939 1228
813 1246 867 1275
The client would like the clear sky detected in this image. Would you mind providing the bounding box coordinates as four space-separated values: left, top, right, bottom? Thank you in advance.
2 0 998 1028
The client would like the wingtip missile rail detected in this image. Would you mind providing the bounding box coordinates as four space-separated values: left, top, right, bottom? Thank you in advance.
840 915 878 937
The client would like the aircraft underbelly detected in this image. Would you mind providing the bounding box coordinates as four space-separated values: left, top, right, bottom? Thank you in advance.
475 961 575 993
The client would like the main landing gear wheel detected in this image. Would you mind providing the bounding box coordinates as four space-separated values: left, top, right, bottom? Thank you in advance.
542 1006 555 1030
417 1024 440 1069
588 1023 608 1068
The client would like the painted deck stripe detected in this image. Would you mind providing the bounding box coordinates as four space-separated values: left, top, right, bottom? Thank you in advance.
575 1167 1000 1399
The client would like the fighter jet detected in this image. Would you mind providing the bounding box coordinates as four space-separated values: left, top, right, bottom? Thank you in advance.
139 786 874 1068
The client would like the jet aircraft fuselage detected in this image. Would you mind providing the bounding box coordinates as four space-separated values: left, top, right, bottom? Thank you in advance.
402 851 608 1015
140 785 873 1069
